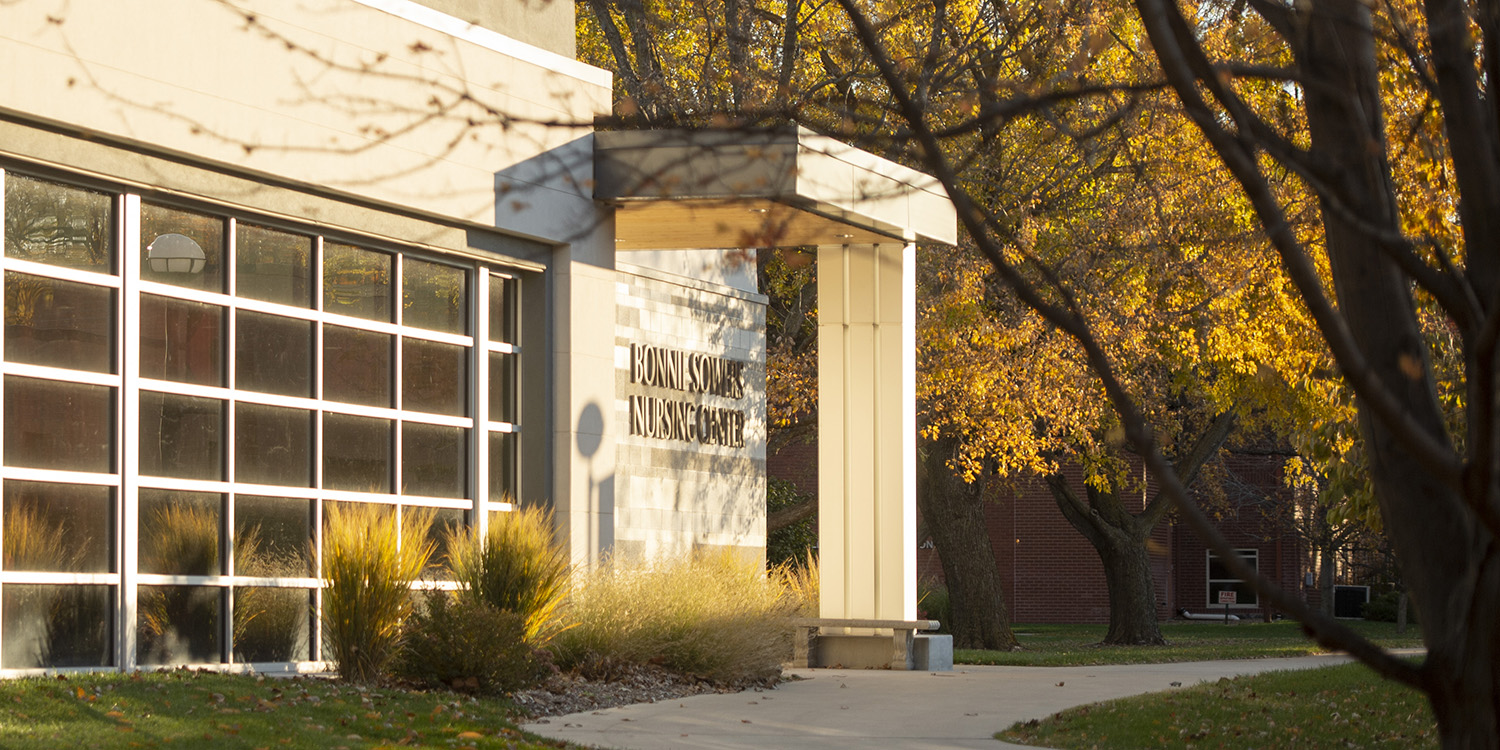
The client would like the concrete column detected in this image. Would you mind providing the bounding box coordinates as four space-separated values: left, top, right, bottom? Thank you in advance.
817 242 917 621
550 218 618 568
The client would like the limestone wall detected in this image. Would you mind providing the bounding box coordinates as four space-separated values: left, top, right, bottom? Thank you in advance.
612 256 767 561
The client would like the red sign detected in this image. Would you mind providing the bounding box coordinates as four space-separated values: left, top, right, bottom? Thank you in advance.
1218 590 1238 605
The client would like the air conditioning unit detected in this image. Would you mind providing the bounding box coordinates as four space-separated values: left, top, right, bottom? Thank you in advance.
1334 585 1370 619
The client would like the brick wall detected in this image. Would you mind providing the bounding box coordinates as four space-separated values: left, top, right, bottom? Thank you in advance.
778 441 1306 624
767 440 817 497
1172 452 1305 621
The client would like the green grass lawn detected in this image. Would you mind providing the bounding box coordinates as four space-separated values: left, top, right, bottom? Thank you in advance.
0 670 560 749
957 620 1423 667
997 661 1437 749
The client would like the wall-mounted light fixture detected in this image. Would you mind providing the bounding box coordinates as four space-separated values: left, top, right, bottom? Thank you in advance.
146 233 206 274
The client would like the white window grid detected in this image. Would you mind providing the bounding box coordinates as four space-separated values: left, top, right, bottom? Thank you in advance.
0 169 523 673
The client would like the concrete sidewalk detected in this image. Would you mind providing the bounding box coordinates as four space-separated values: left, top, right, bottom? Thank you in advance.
521 654 1356 749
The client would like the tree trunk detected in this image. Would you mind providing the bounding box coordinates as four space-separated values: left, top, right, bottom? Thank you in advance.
1419 554 1500 749
1046 476 1166 646
1318 545 1336 618
1294 0 1500 744
1096 526 1167 645
917 439 1018 650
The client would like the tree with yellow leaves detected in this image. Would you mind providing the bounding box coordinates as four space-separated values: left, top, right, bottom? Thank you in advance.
836 0 1500 741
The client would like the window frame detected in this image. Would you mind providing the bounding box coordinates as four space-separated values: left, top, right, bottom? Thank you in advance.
0 167 526 674
1206 548 1260 608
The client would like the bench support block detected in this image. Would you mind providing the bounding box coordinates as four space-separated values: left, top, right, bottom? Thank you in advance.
913 634 953 671
789 618 941 670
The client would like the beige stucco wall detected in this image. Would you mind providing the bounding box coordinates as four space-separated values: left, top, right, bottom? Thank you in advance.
0 0 609 244
413 0 575 58
0 0 624 567
612 259 768 561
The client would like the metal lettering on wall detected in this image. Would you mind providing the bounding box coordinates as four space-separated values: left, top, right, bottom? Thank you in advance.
628 343 747 448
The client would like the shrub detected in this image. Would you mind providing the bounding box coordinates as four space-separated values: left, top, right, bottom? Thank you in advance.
446 505 570 645
772 552 819 618
551 549 797 683
398 590 552 694
766 478 817 568
322 504 435 683
918 579 952 634
1363 590 1418 624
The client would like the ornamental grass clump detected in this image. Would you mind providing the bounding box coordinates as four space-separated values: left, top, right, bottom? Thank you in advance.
322 504 435 683
551 549 798 683
398 590 554 695
446 505 570 645
773 552 819 618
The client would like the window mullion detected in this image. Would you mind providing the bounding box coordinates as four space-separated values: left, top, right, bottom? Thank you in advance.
312 235 325 665
473 268 488 537
223 219 236 665
120 193 141 671
2 168 10 666
392 254 404 500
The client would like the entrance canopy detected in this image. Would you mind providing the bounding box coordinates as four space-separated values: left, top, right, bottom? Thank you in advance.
594 126 956 249
593 127 956 647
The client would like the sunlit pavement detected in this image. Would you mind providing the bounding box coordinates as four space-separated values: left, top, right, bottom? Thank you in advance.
522 653 1364 749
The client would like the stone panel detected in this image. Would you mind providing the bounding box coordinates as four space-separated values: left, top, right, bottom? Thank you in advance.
613 261 767 562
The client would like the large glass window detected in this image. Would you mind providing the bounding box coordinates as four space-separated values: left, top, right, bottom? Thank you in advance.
140 295 223 386
233 587 310 663
322 413 392 493
323 243 391 322
1207 549 1259 607
234 496 313 578
323 326 391 407
236 310 312 397
488 431 515 502
0 170 524 672
2 584 112 668
137 585 220 665
403 258 467 334
140 202 225 292
138 491 222 576
402 423 467 499
3 174 113 272
139 393 224 480
236 223 311 307
484 273 519 502
4 481 112 573
4 376 113 472
4 273 113 372
403 338 467 416
235 403 312 487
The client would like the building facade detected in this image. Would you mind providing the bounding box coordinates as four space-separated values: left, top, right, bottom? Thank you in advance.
0 0 953 673
896 456 1309 624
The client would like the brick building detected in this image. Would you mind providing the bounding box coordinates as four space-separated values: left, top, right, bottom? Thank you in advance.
773 445 1311 624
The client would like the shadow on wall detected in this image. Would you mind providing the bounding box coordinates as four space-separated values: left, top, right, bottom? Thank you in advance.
577 402 615 555
492 135 606 250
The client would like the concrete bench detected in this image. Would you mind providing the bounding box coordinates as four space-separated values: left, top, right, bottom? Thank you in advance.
790 618 944 670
